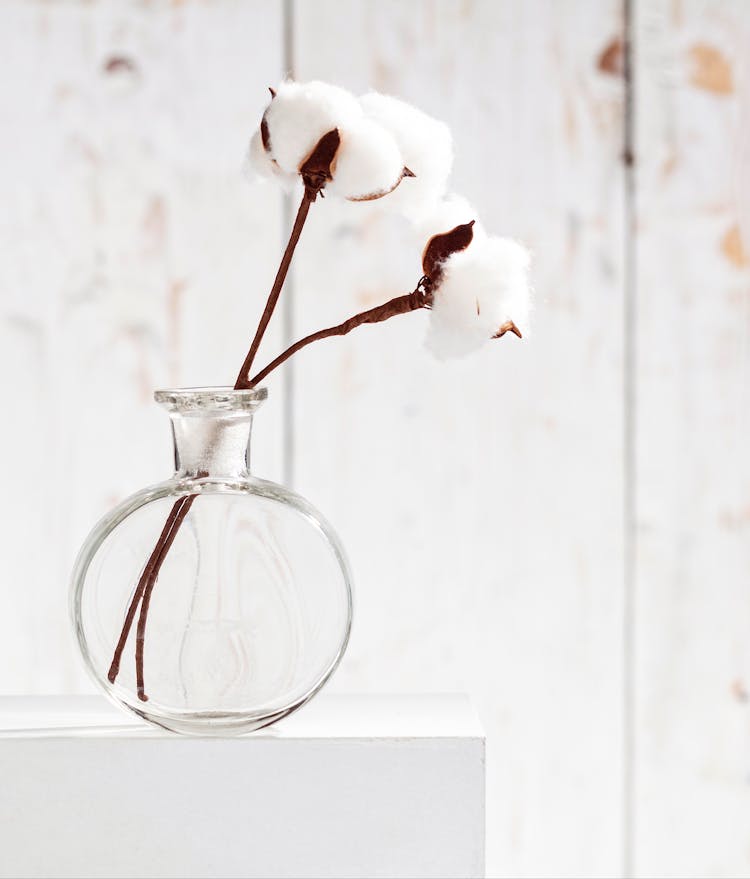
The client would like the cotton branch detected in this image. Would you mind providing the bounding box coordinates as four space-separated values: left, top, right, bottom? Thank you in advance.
249 283 433 387
234 129 342 388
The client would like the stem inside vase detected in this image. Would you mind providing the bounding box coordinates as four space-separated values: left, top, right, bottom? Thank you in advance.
108 185 316 698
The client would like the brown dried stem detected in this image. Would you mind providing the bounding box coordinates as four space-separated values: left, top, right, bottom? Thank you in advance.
249 283 433 388
233 128 341 388
135 494 198 701
233 187 315 389
107 496 191 684
107 190 316 697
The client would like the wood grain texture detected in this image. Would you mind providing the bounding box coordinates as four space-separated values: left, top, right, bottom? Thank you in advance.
0 1 286 692
634 2 750 875
286 2 627 876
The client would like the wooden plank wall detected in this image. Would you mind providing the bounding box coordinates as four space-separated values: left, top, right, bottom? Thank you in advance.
0 0 287 690
634 1 750 876
288 2 626 878
0 1 749 877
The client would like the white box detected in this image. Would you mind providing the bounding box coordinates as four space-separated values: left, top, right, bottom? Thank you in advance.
0 694 484 879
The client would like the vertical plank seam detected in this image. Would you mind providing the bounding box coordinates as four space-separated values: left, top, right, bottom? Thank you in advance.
622 0 637 875
281 0 296 487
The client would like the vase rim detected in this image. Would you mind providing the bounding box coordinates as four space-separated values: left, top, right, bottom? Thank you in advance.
154 386 268 414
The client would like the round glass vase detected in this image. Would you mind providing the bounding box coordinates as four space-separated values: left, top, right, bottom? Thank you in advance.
70 387 353 735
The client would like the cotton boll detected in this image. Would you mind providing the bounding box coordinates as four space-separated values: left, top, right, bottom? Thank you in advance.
326 118 405 201
263 80 363 174
359 91 453 220
426 236 531 360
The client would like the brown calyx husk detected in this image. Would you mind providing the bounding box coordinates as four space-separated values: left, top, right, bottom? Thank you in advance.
347 166 416 202
298 128 341 195
422 220 476 285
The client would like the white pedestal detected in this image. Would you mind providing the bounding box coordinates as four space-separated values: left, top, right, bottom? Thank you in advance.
0 695 484 879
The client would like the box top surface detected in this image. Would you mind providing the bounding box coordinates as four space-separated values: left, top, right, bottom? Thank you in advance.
0 694 484 741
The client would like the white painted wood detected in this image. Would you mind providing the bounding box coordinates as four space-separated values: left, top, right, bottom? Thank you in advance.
0 1 286 692
0 694 485 879
634 2 750 876
287 3 627 877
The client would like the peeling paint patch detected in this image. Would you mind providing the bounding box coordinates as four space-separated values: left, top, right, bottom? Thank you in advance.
719 503 750 530
688 43 733 94
671 0 683 27
661 151 679 180
720 223 748 268
167 279 186 385
563 95 577 150
103 55 138 76
596 37 623 77
731 679 748 703
142 195 167 256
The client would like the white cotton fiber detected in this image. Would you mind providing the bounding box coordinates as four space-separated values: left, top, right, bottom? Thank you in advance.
426 236 532 360
245 129 295 188
247 129 273 178
326 117 405 201
359 91 453 220
263 80 363 174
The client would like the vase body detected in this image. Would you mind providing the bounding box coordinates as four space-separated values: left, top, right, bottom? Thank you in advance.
71 387 353 735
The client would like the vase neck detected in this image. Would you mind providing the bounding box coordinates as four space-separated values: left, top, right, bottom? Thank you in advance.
154 387 267 480
171 412 256 478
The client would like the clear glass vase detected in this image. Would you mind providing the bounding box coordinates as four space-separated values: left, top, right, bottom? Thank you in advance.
70 387 353 735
